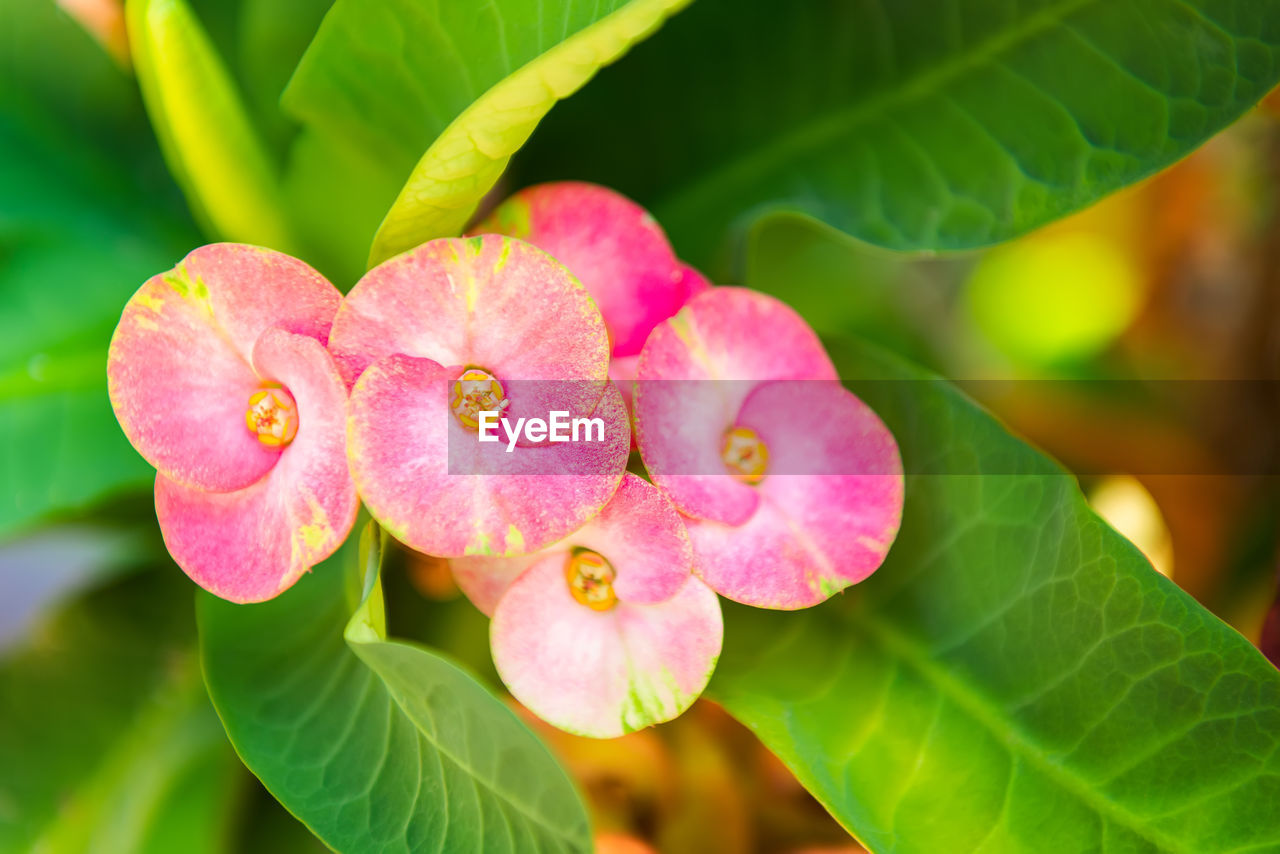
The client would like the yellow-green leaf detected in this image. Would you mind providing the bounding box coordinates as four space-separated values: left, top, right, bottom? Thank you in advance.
366 0 691 267
126 0 295 251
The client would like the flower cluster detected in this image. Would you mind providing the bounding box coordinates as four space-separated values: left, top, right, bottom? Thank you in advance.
108 182 903 737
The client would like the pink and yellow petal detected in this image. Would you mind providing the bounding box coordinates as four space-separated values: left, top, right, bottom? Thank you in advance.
687 381 903 609
635 287 838 524
472 182 686 358
328 235 611 388
491 554 722 738
108 244 340 492
571 474 694 605
637 287 837 385
154 329 357 603
633 376 760 525
348 354 628 558
450 474 692 615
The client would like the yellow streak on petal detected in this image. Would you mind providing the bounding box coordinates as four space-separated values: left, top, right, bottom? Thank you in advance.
504 524 525 555
291 493 332 567
137 292 165 312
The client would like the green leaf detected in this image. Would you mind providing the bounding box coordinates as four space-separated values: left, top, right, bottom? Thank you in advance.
707 338 1280 853
367 0 692 266
517 0 1280 267
0 2 200 535
199 522 592 853
0 568 239 852
127 0 296 250
279 0 690 275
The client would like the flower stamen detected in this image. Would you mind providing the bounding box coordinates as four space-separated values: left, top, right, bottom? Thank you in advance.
565 549 617 611
451 368 507 430
246 385 298 447
721 425 768 484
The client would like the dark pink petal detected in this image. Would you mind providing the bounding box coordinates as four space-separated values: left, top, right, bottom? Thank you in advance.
451 474 693 615
675 263 712 302
328 235 610 388
470 182 686 358
634 287 837 524
348 355 629 558
108 244 340 491
686 381 903 609
154 329 358 603
491 553 722 737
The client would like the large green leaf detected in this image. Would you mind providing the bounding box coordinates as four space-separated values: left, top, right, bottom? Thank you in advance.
517 0 1280 267
0 1 200 535
0 568 238 852
199 523 592 853
279 0 690 278
707 338 1280 853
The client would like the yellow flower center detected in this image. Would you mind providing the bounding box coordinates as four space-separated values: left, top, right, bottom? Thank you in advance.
245 385 298 447
451 368 506 430
721 425 768 484
565 549 617 611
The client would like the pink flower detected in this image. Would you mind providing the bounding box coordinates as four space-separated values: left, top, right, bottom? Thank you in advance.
329 235 630 558
473 182 711 427
634 288 905 609
473 182 709 359
452 474 723 737
107 244 358 603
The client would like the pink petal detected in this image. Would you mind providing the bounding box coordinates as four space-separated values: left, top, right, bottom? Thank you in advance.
491 554 722 738
451 474 693 615
108 243 341 492
154 328 358 603
675 263 712 302
328 235 611 389
470 182 686 358
686 381 903 609
347 354 629 558
450 552 543 617
634 287 837 524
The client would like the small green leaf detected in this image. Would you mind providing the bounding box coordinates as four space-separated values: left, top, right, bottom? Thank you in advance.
707 339 1280 853
127 0 295 250
367 0 692 265
199 522 592 853
518 0 1280 266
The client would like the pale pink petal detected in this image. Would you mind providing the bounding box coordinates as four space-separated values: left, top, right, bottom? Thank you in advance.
451 474 693 615
154 328 358 603
569 474 694 604
347 355 629 558
686 381 903 609
470 182 687 358
327 235 610 389
451 552 543 617
108 244 341 492
491 554 722 738
634 288 836 524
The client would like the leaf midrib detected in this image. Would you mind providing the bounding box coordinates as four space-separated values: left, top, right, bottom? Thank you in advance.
847 604 1188 853
654 0 1102 220
350 638 584 851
